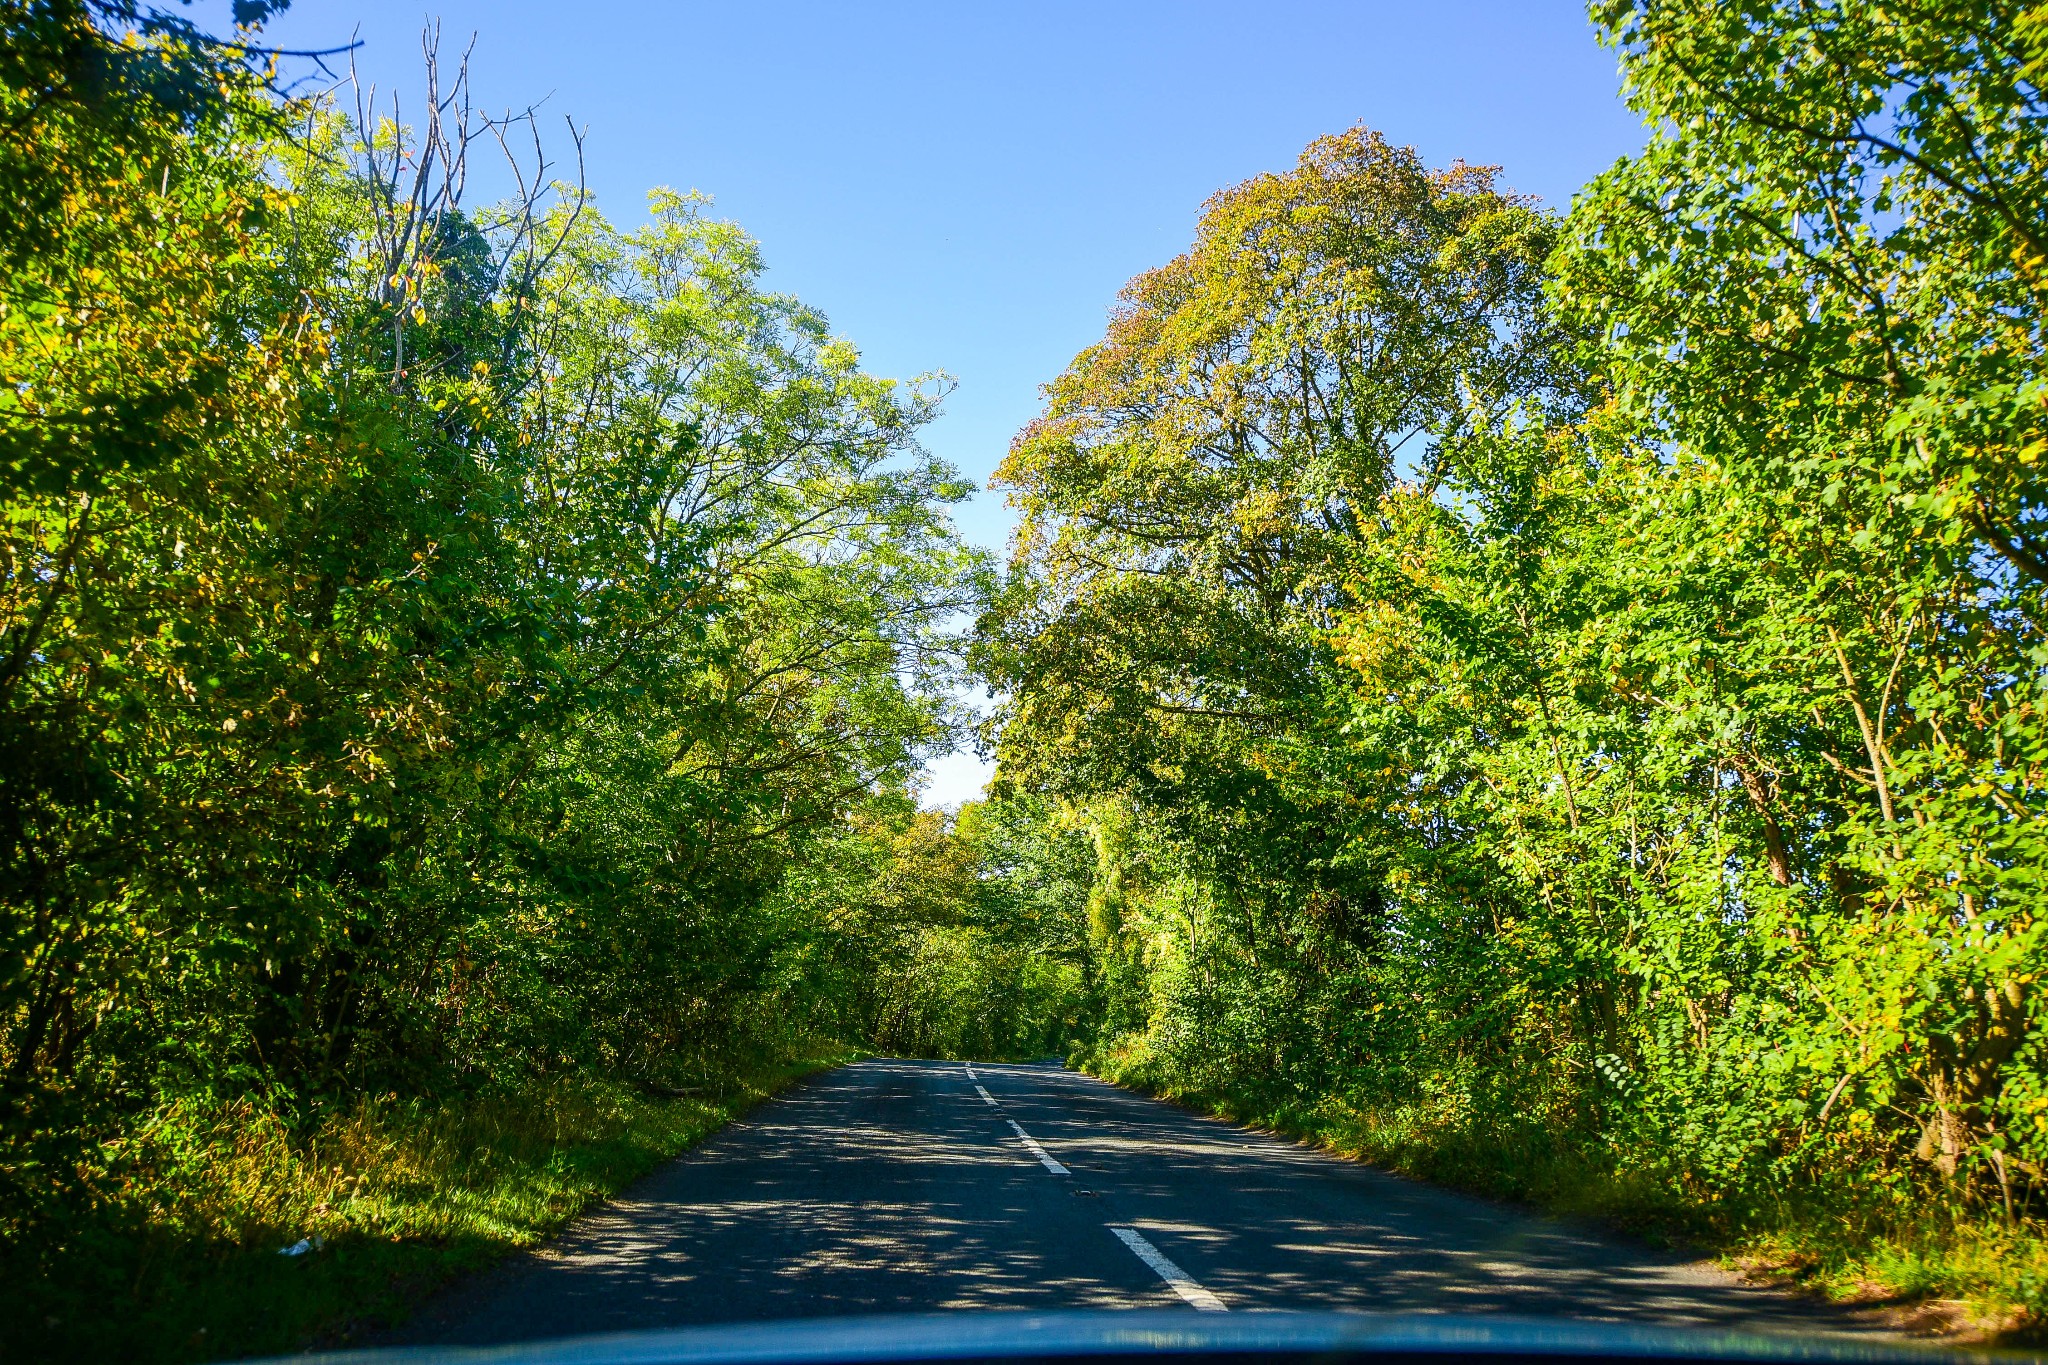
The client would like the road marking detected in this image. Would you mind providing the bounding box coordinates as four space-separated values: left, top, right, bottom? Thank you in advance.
1109 1226 1227 1312
1006 1118 1069 1175
974 1085 998 1106
964 1063 978 1080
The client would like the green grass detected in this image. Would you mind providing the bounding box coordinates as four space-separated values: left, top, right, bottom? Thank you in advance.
1074 1038 2048 1346
7 1045 857 1365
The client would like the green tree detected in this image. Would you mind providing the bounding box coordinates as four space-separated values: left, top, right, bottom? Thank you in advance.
980 125 1575 1103
1556 0 2048 1191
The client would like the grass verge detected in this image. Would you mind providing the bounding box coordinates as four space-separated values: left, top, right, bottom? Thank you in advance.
1073 1038 2047 1345
7 1044 856 1365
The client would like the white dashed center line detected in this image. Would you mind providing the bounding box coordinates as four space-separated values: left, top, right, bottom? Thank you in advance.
974 1085 998 1106
1006 1118 1069 1175
1109 1226 1227 1312
964 1063 978 1080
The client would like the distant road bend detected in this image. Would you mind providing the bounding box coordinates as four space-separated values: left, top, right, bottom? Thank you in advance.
398 1059 1889 1345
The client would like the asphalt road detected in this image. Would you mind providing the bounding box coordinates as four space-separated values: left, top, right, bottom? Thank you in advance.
395 1059 1887 1345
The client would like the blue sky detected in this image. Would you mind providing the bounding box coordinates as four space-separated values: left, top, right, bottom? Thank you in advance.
221 1 1648 804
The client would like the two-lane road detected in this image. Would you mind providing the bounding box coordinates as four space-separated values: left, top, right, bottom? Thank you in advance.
397 1060 1884 1345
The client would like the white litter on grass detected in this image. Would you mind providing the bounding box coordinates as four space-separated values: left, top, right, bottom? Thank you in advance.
278 1234 326 1257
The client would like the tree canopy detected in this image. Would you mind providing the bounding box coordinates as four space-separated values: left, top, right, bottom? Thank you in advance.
7 0 2048 1351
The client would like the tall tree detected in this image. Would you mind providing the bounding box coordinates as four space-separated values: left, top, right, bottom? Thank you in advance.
982 126 1574 1014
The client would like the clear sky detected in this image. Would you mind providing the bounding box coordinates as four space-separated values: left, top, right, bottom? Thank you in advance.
211 1 1648 805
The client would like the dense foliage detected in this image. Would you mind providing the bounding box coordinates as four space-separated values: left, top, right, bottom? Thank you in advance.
9 0 2048 1351
0 6 1077 1346
983 0 2048 1308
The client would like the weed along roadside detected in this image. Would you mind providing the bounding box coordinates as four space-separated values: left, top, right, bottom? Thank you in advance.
1077 1043 2048 1346
16 1050 855 1364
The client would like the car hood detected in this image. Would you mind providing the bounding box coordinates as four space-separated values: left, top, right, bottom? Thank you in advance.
259 1309 2024 1365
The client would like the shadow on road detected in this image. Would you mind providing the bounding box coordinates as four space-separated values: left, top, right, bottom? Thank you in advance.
391 1059 1891 1347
